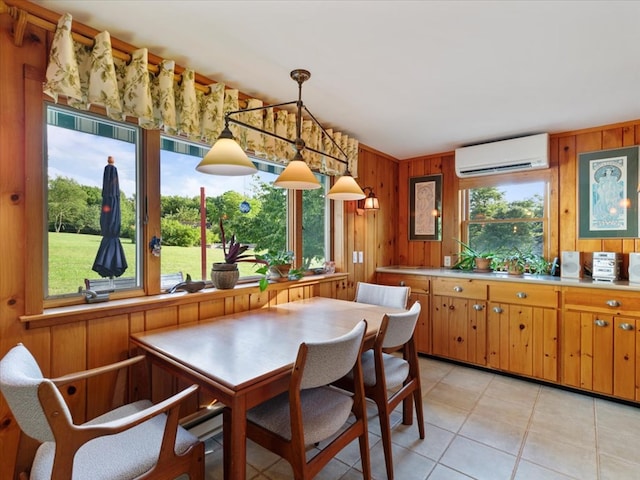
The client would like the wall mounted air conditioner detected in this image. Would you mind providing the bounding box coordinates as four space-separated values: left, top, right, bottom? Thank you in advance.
455 133 549 177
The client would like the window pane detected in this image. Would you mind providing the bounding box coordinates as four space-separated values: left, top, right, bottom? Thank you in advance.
302 179 329 269
160 137 294 283
46 105 140 297
467 182 545 256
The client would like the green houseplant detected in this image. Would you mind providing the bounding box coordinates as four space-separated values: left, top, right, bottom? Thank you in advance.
451 239 495 271
211 218 265 289
255 250 295 291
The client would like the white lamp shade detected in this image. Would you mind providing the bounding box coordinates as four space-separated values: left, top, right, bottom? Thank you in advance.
327 175 366 200
273 160 321 190
364 196 380 210
196 138 258 176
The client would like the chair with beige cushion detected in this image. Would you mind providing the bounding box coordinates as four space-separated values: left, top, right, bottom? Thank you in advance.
238 320 371 480
337 301 424 480
0 343 204 480
354 281 410 309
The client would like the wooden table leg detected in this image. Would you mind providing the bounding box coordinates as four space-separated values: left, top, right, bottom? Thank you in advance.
222 397 247 480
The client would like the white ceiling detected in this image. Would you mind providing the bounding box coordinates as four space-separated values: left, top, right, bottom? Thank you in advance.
36 0 640 160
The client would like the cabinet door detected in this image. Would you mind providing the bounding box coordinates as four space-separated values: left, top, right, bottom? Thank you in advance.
592 314 614 395
410 292 430 354
467 301 487 365
449 297 470 362
432 295 450 357
613 317 636 400
489 303 557 381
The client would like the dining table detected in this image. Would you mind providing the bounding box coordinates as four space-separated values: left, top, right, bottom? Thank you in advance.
130 296 406 480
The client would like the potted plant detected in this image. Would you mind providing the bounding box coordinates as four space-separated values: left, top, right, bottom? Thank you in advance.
211 218 265 290
255 250 295 290
451 239 494 272
495 247 550 275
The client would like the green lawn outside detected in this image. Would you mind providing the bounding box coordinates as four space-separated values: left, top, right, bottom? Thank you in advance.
48 232 261 295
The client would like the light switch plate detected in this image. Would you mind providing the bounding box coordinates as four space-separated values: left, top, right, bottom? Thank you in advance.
358 251 364 263
353 251 358 263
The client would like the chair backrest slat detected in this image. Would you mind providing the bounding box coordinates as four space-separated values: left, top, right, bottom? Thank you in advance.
355 282 410 309
299 320 367 390
382 302 421 349
0 344 72 442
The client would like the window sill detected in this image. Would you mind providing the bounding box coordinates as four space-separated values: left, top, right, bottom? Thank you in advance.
21 273 348 328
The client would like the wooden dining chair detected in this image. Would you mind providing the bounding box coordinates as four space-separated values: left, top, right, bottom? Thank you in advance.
337 301 424 480
354 281 410 309
237 320 371 480
0 343 204 480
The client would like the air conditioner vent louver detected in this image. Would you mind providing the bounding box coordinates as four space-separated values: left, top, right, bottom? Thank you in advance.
455 133 549 178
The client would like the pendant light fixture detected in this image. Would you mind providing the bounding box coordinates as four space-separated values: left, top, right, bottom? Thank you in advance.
196 69 364 198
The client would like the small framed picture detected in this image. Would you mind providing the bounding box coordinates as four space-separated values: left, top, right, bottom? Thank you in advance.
409 174 442 241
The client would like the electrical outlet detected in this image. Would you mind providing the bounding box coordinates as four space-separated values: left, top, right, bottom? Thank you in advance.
352 251 358 263
444 255 452 267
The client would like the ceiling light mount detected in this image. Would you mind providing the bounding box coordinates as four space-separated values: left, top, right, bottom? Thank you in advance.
196 69 365 199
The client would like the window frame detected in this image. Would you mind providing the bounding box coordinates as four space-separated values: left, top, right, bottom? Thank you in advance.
458 169 555 261
38 99 331 308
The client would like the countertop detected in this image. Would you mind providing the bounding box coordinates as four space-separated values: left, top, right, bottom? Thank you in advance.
376 266 640 292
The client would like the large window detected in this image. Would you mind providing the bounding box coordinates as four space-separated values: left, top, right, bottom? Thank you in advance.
160 136 329 282
460 176 548 258
44 104 330 301
45 104 141 298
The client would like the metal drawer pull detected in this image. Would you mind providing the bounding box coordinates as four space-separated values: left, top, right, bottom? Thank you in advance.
619 323 634 331
473 304 484 311
594 319 609 327
516 292 527 299
493 306 503 314
606 299 620 307
453 286 463 292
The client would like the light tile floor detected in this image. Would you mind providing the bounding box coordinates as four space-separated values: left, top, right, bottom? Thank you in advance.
202 357 640 479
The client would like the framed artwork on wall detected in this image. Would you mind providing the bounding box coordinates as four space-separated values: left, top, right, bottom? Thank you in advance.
409 174 442 241
578 146 640 238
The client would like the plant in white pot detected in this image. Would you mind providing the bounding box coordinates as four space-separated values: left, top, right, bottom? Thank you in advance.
255 250 295 291
211 218 265 290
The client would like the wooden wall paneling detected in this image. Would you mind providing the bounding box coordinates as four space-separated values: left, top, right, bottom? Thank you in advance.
87 314 130 419
249 290 270 310
602 127 623 149
145 305 179 330
232 293 250 313
408 158 426 266
429 156 445 267
397 161 410 265
440 154 457 265
575 131 605 254
178 302 199 325
558 136 577 251
51 322 87 421
199 298 226 320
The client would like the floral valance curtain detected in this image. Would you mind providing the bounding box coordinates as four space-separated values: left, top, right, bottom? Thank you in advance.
43 13 358 176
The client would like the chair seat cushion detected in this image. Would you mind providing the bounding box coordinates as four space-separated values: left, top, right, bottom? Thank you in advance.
247 386 353 445
30 399 199 480
360 350 409 389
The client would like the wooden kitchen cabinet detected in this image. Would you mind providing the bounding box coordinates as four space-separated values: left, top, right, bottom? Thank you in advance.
562 287 640 401
487 282 558 382
432 277 487 365
376 272 430 354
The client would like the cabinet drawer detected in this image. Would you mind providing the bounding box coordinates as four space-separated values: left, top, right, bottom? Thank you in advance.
376 273 429 293
432 277 487 300
489 282 558 308
564 288 640 315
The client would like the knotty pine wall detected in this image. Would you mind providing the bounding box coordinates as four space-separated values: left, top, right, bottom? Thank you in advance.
397 122 640 270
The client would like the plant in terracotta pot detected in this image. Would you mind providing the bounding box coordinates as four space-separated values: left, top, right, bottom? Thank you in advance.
211 218 265 290
255 250 295 290
452 239 495 272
